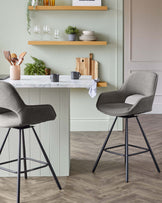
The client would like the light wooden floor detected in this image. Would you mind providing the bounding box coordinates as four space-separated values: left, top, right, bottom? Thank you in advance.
0 115 162 203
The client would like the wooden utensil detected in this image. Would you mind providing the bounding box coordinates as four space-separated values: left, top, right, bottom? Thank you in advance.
3 51 12 65
18 52 27 65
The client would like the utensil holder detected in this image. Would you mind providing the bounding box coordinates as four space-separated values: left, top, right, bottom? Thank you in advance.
10 65 20 80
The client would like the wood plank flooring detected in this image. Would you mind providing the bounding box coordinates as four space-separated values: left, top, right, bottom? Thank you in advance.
0 115 162 203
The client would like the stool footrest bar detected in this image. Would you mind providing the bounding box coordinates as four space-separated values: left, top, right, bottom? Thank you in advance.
0 157 48 174
104 143 150 157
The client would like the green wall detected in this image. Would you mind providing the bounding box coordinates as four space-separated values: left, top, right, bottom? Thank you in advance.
0 0 123 131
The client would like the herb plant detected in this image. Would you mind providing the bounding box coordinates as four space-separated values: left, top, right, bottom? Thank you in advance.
24 56 50 75
65 26 79 35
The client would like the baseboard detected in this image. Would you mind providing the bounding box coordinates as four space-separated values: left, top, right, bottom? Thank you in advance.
70 118 123 131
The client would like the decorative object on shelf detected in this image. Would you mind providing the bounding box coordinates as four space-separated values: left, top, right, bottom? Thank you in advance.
43 0 49 6
49 0 55 6
32 0 38 6
65 26 79 41
3 51 27 80
72 0 101 6
79 30 97 41
76 53 98 79
24 56 50 75
38 0 43 5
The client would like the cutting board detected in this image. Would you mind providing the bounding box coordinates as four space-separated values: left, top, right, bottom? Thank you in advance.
76 57 90 75
76 53 98 79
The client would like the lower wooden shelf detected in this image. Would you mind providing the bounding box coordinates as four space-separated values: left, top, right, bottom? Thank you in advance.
97 81 107 87
28 41 107 46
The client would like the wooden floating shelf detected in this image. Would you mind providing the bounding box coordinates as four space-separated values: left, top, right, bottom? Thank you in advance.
97 81 107 87
28 6 108 11
28 41 107 46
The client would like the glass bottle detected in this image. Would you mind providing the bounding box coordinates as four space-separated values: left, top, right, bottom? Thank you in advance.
50 0 55 6
43 0 49 6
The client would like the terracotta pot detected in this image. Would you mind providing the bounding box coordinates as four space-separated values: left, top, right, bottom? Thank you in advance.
10 65 20 80
45 68 51 75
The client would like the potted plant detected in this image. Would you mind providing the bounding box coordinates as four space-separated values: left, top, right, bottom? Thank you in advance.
24 56 51 75
65 26 79 41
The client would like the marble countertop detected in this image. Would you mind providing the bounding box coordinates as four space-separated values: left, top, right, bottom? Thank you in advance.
5 75 94 89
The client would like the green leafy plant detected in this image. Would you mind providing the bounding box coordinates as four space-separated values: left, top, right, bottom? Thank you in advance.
65 26 79 34
27 0 32 34
24 56 50 75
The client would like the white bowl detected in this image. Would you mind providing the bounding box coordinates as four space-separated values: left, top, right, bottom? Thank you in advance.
82 31 95 36
79 35 97 41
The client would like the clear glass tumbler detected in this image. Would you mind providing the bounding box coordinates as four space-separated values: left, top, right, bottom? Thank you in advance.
54 29 60 40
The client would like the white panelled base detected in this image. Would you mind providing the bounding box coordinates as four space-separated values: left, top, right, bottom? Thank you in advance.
0 88 70 177
71 117 123 132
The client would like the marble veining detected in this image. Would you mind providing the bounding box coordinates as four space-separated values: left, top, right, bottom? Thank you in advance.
5 75 94 89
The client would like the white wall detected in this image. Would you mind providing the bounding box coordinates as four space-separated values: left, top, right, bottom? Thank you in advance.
0 0 123 131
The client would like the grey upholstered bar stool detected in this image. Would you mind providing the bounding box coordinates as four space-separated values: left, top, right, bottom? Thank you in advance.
0 81 61 203
92 71 160 182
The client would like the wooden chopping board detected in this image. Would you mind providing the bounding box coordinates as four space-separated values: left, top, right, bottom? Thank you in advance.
76 57 90 75
91 60 98 80
76 53 98 79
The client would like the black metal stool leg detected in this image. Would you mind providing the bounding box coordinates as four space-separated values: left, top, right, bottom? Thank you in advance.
31 127 62 190
92 117 118 173
17 129 22 203
22 129 28 179
136 117 160 173
0 128 11 154
125 118 129 183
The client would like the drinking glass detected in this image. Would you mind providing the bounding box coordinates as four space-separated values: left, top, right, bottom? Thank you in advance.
54 29 60 40
43 25 51 40
33 25 41 40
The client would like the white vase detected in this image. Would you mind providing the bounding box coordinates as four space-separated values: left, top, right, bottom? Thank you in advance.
32 0 38 6
10 65 20 80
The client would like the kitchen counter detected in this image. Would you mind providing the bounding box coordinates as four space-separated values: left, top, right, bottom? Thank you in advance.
6 75 94 89
0 75 94 177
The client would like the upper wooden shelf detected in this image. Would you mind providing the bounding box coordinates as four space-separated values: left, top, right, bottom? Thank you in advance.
28 6 108 11
28 41 107 46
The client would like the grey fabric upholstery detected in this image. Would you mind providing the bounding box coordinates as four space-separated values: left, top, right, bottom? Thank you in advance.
97 72 158 117
0 81 56 128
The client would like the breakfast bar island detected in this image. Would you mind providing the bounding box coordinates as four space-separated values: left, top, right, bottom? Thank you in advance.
0 75 94 177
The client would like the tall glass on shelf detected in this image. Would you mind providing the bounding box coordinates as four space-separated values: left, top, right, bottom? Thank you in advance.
38 0 43 5
33 25 41 40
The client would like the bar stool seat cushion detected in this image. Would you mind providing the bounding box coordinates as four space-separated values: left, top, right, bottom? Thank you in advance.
0 104 56 128
97 103 133 117
97 72 158 117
